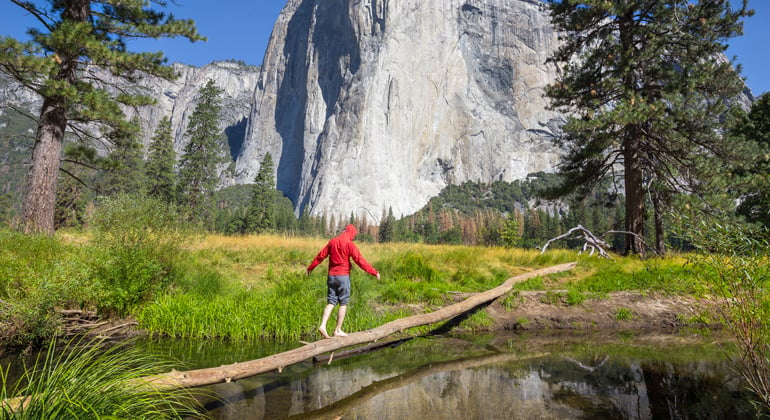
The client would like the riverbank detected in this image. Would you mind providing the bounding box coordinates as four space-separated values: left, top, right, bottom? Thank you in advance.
485 290 717 331
67 289 719 345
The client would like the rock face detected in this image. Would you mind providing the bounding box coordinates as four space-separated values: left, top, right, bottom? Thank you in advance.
236 0 564 219
1 61 259 183
123 61 260 180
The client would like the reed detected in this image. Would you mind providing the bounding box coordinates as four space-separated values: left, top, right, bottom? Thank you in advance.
0 337 203 419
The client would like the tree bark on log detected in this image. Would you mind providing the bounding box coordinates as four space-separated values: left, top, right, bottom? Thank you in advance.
138 262 577 391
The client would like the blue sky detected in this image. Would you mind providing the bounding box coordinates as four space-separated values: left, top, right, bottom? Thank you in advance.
0 0 768 96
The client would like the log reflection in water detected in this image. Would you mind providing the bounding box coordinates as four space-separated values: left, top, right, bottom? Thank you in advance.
288 351 548 419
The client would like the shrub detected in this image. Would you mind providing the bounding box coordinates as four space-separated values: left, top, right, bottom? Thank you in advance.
0 229 94 346
88 194 184 316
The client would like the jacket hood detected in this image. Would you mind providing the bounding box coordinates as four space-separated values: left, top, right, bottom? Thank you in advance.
342 224 357 239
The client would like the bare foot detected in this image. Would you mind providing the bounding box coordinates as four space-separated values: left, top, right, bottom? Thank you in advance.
334 330 348 337
318 327 331 339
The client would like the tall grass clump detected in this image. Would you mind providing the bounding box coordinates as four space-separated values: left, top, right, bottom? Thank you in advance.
0 338 203 419
564 254 702 295
139 261 400 342
0 229 94 347
375 247 520 305
88 193 185 317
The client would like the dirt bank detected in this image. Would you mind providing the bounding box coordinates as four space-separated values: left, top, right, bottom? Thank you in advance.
484 291 718 331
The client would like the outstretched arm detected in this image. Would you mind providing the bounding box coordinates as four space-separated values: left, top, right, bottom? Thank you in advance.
307 245 329 273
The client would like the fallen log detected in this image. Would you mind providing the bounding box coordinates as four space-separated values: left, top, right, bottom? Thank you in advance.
137 262 576 391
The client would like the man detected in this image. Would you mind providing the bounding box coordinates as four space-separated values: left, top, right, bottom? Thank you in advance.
307 224 380 338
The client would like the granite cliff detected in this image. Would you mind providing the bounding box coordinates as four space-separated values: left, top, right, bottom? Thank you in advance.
1 61 259 187
236 0 565 220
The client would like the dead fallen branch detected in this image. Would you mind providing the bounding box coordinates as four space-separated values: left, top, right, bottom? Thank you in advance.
540 225 656 258
540 225 613 258
135 262 576 391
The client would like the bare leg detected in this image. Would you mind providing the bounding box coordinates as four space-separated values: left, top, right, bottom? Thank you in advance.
318 304 334 339
334 305 348 337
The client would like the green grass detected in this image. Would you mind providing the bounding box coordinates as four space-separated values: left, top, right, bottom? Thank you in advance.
0 228 723 344
138 268 402 341
0 338 203 419
569 255 704 295
615 307 635 321
136 240 584 340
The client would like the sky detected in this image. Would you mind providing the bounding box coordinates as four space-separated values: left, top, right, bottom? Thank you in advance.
0 0 768 96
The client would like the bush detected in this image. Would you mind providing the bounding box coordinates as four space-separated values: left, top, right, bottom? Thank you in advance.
0 229 94 347
88 194 185 316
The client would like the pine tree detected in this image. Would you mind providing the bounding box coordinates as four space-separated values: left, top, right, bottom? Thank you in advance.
177 80 226 222
733 93 770 230
98 118 145 196
145 116 176 203
501 212 521 248
544 0 751 255
246 152 276 233
0 1 203 234
378 207 395 243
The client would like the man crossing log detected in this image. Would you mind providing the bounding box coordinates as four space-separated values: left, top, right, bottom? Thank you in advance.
137 262 577 391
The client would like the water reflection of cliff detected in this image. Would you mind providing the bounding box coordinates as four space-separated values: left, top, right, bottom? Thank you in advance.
200 335 759 420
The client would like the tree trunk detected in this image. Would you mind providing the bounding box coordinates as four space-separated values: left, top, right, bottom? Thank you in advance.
652 190 666 255
21 0 90 235
21 99 68 235
136 262 577 390
623 131 646 256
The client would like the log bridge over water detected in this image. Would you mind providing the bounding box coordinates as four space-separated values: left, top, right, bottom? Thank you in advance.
140 262 577 390
1 262 576 412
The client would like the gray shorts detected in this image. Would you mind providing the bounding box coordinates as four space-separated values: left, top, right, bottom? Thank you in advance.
327 275 351 305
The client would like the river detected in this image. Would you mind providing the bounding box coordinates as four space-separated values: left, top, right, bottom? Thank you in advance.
130 330 763 419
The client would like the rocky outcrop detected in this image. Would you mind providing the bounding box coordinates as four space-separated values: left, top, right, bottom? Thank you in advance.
1 62 259 183
236 0 565 219
123 61 259 180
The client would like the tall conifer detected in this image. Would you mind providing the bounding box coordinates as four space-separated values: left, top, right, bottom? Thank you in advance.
177 80 225 222
246 152 276 233
733 93 770 229
0 0 203 234
98 118 145 196
145 116 176 203
544 0 751 255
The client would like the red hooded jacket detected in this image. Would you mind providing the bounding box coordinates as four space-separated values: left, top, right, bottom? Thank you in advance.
307 224 379 276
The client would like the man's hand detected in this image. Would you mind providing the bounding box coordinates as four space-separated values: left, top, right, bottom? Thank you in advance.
306 269 312 276
376 273 381 280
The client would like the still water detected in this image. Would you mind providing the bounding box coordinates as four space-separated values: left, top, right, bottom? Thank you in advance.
135 330 763 419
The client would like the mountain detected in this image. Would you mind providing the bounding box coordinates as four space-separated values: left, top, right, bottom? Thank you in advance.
2 0 753 224
0 61 260 201
125 61 260 171
236 0 564 221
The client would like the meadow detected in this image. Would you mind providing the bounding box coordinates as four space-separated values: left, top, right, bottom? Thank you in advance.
1 225 707 346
